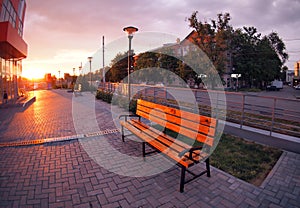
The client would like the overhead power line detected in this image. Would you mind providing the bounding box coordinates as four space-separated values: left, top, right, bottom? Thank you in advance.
283 38 300 41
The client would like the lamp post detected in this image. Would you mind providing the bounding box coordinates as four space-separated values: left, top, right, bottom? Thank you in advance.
102 36 105 84
79 65 82 75
88 57 93 92
123 26 138 103
231 73 241 92
58 70 61 89
78 65 82 92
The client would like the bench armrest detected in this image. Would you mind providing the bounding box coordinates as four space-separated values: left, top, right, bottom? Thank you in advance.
119 114 140 121
178 146 202 159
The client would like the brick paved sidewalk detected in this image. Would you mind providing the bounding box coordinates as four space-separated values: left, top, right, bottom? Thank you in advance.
0 90 76 143
0 90 299 207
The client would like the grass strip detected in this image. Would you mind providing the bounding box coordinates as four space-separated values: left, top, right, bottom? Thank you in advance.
211 134 282 186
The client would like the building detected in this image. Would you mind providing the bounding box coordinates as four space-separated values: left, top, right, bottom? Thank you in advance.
294 61 300 86
172 31 233 88
0 0 27 104
286 70 294 84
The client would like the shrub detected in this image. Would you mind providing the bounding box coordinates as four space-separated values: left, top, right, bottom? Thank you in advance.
96 89 113 103
96 90 137 113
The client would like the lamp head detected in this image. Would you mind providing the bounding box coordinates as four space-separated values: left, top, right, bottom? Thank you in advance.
123 26 138 36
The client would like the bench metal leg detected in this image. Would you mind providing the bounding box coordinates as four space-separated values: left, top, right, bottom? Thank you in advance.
206 158 211 177
121 126 125 142
180 166 186 193
142 142 146 157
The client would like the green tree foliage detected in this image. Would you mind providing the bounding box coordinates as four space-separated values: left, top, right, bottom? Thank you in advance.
76 75 91 91
133 51 182 84
104 12 288 90
133 52 160 83
188 12 233 76
188 12 288 89
135 52 158 69
232 27 288 88
106 51 135 82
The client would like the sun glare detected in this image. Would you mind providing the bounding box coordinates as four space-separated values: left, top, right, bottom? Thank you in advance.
22 69 45 80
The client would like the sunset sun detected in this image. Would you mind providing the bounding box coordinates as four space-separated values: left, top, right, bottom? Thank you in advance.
22 68 45 80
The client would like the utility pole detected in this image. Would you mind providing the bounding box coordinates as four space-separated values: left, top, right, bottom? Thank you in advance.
88 57 93 92
102 36 105 84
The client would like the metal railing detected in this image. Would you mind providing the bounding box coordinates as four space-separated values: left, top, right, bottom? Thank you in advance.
98 82 300 138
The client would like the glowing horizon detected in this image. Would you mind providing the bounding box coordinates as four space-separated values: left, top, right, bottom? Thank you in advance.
22 0 299 79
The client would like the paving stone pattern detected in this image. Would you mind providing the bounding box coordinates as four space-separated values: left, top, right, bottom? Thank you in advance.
0 90 299 208
0 91 76 142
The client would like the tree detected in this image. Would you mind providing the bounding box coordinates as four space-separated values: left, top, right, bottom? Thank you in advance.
135 52 158 70
267 32 288 65
231 27 262 88
188 12 289 89
188 12 233 76
231 27 289 88
133 51 183 84
106 51 135 82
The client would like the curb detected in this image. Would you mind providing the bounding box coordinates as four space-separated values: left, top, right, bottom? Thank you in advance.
259 151 287 189
22 96 36 108
0 128 120 147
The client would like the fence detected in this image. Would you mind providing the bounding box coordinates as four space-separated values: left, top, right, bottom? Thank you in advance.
98 82 300 138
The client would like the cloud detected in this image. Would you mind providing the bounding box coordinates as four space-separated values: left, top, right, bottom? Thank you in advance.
22 0 300 76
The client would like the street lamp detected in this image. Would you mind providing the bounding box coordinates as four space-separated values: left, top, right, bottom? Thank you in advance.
78 65 82 92
123 26 138 103
88 57 93 92
58 70 62 89
231 73 241 92
79 65 82 75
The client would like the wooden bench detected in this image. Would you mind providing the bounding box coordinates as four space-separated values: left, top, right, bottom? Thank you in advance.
119 99 218 192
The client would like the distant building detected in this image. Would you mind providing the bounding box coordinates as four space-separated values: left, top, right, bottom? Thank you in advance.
44 73 53 89
286 70 294 84
294 61 300 86
170 31 233 88
0 0 27 104
64 73 77 89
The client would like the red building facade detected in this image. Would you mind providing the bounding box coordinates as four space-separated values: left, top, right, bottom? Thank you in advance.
0 0 27 104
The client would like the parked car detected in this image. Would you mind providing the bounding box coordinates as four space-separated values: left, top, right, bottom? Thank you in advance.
155 83 164 87
266 80 283 91
295 85 300 90
266 85 278 91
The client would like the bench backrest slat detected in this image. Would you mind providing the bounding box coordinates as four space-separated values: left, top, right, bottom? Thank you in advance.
136 99 217 146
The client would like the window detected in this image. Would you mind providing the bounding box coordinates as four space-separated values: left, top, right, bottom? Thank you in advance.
18 0 25 20
0 0 17 28
17 0 26 36
18 21 23 36
0 7 6 21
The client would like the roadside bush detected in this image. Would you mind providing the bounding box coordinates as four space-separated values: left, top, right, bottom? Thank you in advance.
96 90 137 113
96 89 113 103
129 99 137 113
239 88 262 92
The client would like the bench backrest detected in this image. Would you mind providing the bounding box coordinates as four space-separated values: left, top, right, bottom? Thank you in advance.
136 99 217 147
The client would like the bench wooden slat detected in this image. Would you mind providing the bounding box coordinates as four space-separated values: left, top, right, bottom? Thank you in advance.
127 119 207 165
120 99 218 192
137 99 217 127
130 119 192 150
120 120 192 168
129 120 188 153
136 109 214 146
137 105 215 136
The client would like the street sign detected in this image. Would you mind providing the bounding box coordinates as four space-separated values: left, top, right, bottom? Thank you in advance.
231 74 241 78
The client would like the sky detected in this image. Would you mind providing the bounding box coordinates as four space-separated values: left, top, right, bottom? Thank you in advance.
22 0 300 79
